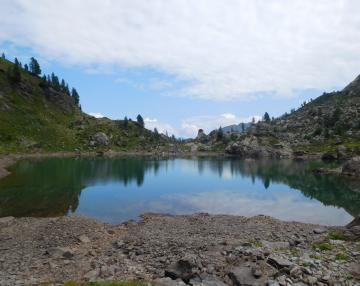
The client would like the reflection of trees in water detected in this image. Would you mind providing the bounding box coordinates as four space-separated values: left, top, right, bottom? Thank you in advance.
196 158 360 217
0 157 165 217
1 157 359 219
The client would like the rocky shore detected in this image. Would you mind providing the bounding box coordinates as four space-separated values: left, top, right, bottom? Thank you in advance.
0 214 359 286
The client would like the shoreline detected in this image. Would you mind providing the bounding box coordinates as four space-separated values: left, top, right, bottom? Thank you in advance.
0 213 359 285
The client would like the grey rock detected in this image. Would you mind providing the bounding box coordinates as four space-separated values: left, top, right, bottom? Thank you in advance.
165 259 196 282
313 228 327 234
46 247 74 259
78 235 91 243
229 266 266 286
342 157 360 177
0 216 14 224
267 255 292 269
92 132 110 146
154 277 187 286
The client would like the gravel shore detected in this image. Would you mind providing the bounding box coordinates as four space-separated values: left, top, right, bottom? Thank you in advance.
0 213 359 286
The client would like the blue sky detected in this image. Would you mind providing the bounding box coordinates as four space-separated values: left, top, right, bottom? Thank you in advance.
1 1 360 137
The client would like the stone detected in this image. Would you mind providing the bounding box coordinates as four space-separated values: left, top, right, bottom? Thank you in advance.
229 266 267 286
154 277 187 286
313 228 327 234
46 247 74 259
92 132 110 146
342 157 360 177
289 265 302 278
349 262 360 279
78 235 91 243
165 259 196 282
0 216 14 224
267 255 292 269
84 269 100 281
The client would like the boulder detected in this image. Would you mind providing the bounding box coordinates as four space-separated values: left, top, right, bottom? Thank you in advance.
0 216 14 224
228 266 267 286
196 129 208 143
342 157 360 177
267 255 292 269
165 259 196 283
92 132 110 146
321 152 336 161
46 247 74 259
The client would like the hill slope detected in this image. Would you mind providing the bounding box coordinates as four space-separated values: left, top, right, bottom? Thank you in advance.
0 58 169 153
225 74 360 158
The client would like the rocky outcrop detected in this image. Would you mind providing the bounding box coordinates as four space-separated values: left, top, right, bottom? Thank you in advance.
342 157 360 177
90 132 110 146
195 129 209 143
225 136 292 158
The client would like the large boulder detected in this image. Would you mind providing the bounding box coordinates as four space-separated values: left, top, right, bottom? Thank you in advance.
91 132 110 146
196 129 208 143
342 157 360 177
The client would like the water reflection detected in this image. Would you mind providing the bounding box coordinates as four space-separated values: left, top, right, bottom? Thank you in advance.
0 157 359 225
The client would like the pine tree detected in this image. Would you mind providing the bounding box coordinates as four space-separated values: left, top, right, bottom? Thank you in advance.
51 73 60 90
241 123 245 132
61 79 66 91
123 116 129 129
217 127 224 140
29 57 41 76
136 114 144 128
65 84 70 96
263 112 270 123
24 64 29 72
71 88 80 105
7 58 21 83
1 53 5 60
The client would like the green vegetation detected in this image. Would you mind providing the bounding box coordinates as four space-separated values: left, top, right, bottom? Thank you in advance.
0 55 171 153
335 252 349 261
309 254 321 260
63 280 147 286
312 242 333 251
328 230 346 241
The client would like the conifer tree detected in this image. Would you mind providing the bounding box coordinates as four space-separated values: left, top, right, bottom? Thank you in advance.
24 64 29 72
71 88 80 105
29 57 41 76
1 53 5 60
136 114 144 128
263 112 270 123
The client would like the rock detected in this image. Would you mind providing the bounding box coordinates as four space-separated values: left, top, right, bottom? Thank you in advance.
92 132 110 146
46 247 74 259
84 269 100 281
342 157 360 177
165 259 196 282
0 216 14 224
261 241 290 250
267 280 280 286
321 152 336 161
337 146 347 160
349 262 360 279
154 277 187 286
267 255 292 269
228 266 267 286
289 265 302 278
78 235 91 243
313 228 327 234
346 216 360 228
196 129 208 143
189 276 228 286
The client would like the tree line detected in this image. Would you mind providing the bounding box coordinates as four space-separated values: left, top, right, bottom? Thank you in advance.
1 53 80 107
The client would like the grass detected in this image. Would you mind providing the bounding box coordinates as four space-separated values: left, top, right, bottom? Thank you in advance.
63 281 147 286
312 242 333 251
328 230 346 241
335 252 349 261
309 254 321 260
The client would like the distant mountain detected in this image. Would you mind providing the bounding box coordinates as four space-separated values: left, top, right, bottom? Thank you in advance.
221 123 251 133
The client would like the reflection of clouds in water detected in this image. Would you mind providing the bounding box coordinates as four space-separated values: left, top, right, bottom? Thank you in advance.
149 189 353 226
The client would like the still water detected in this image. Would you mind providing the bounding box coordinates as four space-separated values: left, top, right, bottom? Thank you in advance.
0 157 359 225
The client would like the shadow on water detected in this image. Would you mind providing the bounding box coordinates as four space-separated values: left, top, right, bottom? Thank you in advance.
0 156 359 219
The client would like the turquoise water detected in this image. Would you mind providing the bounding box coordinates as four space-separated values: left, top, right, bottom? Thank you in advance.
0 156 359 225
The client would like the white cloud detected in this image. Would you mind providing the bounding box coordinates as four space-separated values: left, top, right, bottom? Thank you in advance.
1 1 360 100
88 112 105 118
144 117 176 136
181 113 261 138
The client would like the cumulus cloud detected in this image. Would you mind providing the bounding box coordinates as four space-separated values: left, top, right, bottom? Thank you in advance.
88 112 105 118
181 113 261 138
144 117 176 135
1 0 360 100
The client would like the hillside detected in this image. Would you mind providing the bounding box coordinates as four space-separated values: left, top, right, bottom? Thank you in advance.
193 74 360 159
0 58 170 153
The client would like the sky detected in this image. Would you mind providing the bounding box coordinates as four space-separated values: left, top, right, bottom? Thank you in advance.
1 0 360 138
